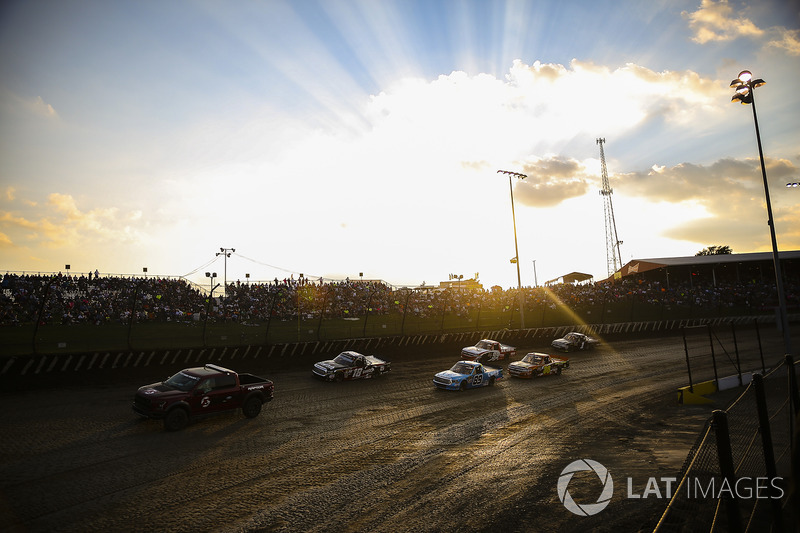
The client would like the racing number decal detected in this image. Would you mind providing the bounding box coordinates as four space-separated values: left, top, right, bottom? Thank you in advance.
352 368 363 379
543 365 551 375
472 374 483 386
201 396 211 408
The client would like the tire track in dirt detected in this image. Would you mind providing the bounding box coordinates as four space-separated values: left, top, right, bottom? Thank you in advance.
0 332 787 532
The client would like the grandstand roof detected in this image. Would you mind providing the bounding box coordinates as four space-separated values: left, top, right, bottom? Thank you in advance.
613 250 800 280
544 272 594 286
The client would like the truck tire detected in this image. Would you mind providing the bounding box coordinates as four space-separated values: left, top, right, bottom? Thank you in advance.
242 396 263 418
555 366 562 376
459 381 467 392
164 408 189 431
334 372 344 383
489 376 496 386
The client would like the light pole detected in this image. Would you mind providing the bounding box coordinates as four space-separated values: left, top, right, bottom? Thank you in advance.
730 70 792 355
497 169 527 329
205 271 217 296
532 260 538 288
216 247 235 298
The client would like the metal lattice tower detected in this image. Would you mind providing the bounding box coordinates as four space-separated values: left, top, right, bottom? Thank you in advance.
597 138 623 277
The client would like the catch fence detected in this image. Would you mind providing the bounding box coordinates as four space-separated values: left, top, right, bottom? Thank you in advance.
1 273 791 357
653 355 799 531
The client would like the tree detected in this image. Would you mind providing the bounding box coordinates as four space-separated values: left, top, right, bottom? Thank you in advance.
696 245 733 256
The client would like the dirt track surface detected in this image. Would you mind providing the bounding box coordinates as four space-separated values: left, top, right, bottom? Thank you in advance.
0 333 787 533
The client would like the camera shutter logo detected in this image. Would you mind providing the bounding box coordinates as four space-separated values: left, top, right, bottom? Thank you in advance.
557 459 614 516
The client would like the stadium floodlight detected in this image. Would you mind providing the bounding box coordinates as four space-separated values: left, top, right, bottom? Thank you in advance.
216 248 235 298
205 271 217 296
787 182 799 188
497 169 527 329
730 70 792 355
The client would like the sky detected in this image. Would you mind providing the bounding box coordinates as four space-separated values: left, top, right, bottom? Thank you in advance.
1 0 799 291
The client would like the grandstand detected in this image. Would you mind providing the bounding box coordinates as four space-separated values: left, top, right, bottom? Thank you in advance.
609 250 800 287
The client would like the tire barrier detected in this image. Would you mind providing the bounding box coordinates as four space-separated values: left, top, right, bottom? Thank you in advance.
0 314 789 381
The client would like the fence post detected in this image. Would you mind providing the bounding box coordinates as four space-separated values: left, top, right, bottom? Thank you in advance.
264 288 279 345
127 282 141 351
363 286 373 338
731 323 742 387
317 286 328 341
752 373 784 532
787 355 799 457
31 278 54 355
787 355 799 413
708 324 720 389
755 319 766 374
400 290 411 336
712 409 742 533
682 327 694 393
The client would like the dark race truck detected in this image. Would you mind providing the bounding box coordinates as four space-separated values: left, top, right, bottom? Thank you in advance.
312 351 391 382
133 363 274 431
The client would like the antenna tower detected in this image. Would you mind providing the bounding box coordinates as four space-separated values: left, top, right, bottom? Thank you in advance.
597 138 623 277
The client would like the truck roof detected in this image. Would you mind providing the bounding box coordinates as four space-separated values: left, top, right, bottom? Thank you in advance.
182 363 235 378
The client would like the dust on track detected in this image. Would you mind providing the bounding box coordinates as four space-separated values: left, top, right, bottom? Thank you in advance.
0 333 784 533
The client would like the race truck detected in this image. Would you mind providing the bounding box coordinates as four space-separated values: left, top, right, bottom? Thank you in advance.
508 352 569 378
460 339 516 364
433 360 504 391
312 351 391 382
551 331 599 352
133 363 274 431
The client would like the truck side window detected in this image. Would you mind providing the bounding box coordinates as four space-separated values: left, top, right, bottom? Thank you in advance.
198 378 214 393
215 375 236 390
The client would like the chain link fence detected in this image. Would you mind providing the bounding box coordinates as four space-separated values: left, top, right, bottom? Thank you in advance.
654 355 799 531
2 273 795 356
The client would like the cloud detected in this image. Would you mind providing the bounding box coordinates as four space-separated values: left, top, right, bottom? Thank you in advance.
766 27 800 56
363 59 728 171
513 156 593 207
0 193 146 250
0 232 12 248
30 96 58 118
683 0 799 56
618 156 800 250
682 0 763 44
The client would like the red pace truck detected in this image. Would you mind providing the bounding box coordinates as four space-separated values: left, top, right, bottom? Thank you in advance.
133 363 274 431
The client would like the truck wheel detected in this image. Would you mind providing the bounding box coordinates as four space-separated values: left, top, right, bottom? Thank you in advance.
459 381 467 392
489 377 496 386
555 367 562 375
164 408 189 431
242 396 262 418
334 372 344 383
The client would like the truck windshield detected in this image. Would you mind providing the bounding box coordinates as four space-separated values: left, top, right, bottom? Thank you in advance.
164 371 200 391
475 340 492 350
333 353 355 366
450 362 475 375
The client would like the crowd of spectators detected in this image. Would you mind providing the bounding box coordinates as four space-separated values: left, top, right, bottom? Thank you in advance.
0 271 797 327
